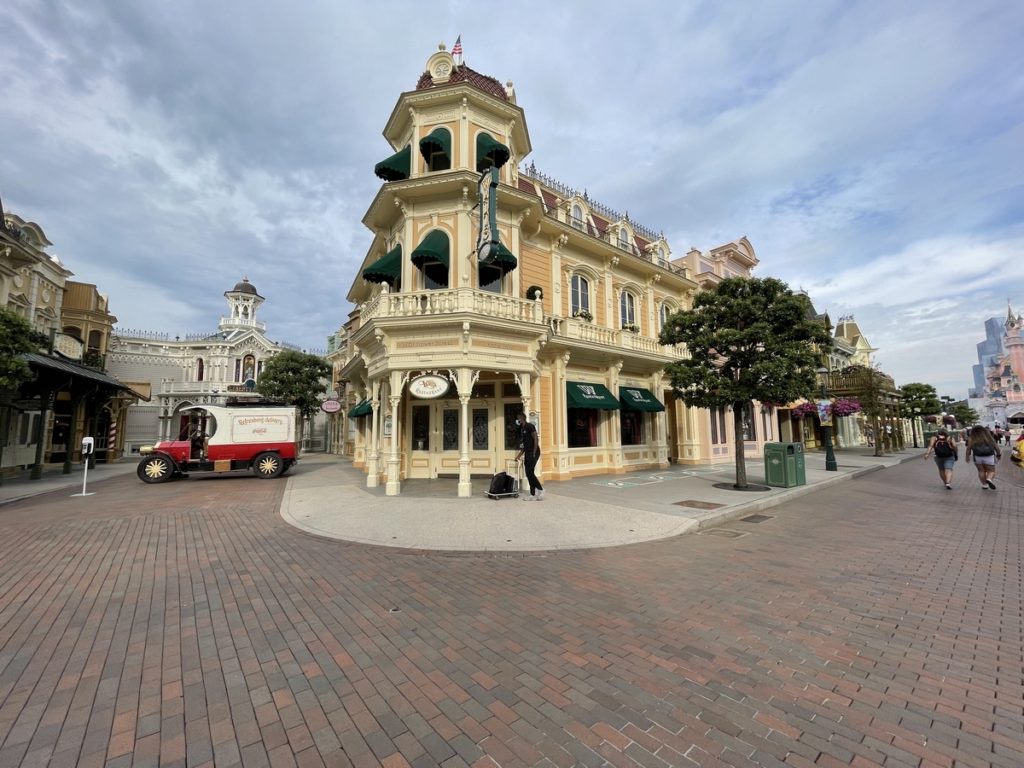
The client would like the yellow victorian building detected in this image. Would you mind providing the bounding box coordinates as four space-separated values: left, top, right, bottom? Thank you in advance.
332 47 778 496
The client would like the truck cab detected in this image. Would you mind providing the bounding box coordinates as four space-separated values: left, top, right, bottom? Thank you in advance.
137 403 298 483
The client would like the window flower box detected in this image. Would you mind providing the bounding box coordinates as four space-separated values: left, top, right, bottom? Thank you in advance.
622 323 640 334
572 309 593 322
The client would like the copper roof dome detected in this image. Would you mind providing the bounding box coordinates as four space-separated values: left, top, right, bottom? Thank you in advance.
229 277 258 296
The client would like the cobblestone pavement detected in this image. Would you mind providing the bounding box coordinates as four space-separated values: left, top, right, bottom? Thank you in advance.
0 459 1021 768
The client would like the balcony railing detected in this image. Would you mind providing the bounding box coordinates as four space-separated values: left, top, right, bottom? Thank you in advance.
362 287 544 325
546 317 687 359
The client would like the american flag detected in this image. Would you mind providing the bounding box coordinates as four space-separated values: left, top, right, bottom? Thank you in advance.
451 35 462 61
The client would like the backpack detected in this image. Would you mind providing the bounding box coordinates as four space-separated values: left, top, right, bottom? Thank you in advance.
934 438 954 458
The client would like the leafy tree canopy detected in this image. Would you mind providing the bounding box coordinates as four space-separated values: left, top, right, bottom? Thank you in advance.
0 308 46 393
659 277 832 408
949 403 979 427
255 350 331 419
659 277 832 488
899 382 942 416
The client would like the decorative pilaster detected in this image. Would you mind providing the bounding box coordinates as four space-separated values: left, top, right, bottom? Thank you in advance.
457 368 474 498
366 379 381 487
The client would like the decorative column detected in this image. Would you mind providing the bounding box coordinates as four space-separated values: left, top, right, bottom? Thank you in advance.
608 361 624 473
385 371 403 496
366 379 380 487
652 372 668 467
457 368 473 498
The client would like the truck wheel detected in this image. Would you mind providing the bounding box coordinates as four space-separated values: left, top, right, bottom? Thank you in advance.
138 455 173 484
253 452 284 479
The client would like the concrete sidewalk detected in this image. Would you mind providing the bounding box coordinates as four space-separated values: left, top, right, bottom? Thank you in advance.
0 459 139 505
281 447 919 551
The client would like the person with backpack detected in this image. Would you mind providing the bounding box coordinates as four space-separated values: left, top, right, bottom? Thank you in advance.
924 428 958 490
965 425 1002 489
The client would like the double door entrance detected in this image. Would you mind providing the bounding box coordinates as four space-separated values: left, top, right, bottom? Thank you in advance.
406 399 520 479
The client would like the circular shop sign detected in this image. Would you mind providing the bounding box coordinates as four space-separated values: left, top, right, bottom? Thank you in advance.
409 374 450 399
320 399 342 413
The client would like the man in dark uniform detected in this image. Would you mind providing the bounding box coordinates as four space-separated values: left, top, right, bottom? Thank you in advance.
514 412 544 501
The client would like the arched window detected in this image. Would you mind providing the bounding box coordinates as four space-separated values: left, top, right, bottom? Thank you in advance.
659 302 672 330
618 227 629 250
620 291 636 327
571 275 590 317
420 127 452 172
571 205 584 230
87 329 103 353
62 325 82 341
196 358 204 382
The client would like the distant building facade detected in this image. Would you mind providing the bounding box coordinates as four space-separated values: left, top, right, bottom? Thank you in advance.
970 304 1024 428
107 278 290 455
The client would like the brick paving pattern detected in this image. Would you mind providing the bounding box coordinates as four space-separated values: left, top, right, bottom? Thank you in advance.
0 460 1021 767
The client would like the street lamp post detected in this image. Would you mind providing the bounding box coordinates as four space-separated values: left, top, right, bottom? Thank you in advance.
816 367 838 472
911 407 921 448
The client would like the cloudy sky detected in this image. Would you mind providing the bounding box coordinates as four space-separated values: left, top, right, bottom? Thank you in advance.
3 1 1022 398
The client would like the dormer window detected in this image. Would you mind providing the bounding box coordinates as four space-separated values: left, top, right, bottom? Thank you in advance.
571 205 584 230
617 227 629 250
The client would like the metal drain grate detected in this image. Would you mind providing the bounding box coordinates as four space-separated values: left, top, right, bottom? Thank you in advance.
740 514 774 524
701 528 748 539
674 500 725 510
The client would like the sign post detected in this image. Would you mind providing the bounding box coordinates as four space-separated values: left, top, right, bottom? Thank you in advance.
72 437 96 497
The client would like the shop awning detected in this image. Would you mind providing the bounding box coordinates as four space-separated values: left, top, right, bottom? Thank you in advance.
348 400 372 418
476 132 510 172
419 128 451 162
411 230 450 269
22 352 150 400
566 381 620 410
619 386 665 412
481 239 517 273
374 145 411 181
362 244 402 285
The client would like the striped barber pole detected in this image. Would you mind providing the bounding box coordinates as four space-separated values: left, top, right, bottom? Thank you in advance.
108 421 117 452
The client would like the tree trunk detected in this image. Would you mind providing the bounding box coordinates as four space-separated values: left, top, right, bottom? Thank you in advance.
733 406 747 488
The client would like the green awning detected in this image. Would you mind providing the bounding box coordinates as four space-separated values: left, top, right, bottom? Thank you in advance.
476 132 510 172
411 230 450 286
374 145 411 181
418 128 451 162
619 387 666 412
566 381 620 410
362 244 402 285
348 400 372 418
481 239 517 274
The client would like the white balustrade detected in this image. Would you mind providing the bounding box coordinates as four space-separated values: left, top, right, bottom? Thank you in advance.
361 288 542 324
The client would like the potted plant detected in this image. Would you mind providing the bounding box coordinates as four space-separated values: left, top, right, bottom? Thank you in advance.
572 309 593 322
622 322 640 334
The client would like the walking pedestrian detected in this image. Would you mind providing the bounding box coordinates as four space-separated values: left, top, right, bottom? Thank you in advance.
965 424 1002 490
514 412 544 501
924 428 957 490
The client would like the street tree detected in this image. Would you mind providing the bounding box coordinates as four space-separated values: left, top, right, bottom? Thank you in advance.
0 308 48 482
899 382 942 448
659 276 832 489
840 364 894 456
255 350 331 445
949 403 979 427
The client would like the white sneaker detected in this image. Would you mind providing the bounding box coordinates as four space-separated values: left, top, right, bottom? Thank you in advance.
521 494 534 501
536 490 545 500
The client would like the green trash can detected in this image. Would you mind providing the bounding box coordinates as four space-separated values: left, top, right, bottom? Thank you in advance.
764 442 807 487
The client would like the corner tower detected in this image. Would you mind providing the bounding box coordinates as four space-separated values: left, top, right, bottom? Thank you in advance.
221 277 265 332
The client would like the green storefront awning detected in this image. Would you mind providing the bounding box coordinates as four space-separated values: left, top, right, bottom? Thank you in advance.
476 132 510 172
566 381 620 410
348 400 372 418
619 386 665 412
374 145 411 181
419 127 451 162
362 244 402 285
481 239 517 273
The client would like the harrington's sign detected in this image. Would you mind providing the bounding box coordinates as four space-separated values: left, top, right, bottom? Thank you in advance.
409 374 450 399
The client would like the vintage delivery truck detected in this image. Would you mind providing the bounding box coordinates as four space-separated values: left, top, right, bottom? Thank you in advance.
137 403 298 483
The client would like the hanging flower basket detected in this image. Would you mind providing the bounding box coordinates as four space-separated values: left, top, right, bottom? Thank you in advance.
924 415 938 424
790 402 818 419
831 397 862 417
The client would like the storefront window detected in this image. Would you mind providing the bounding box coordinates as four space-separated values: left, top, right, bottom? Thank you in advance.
741 402 756 441
504 404 520 449
568 408 600 448
472 409 488 450
710 406 728 445
412 406 430 451
442 409 458 450
621 411 644 445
